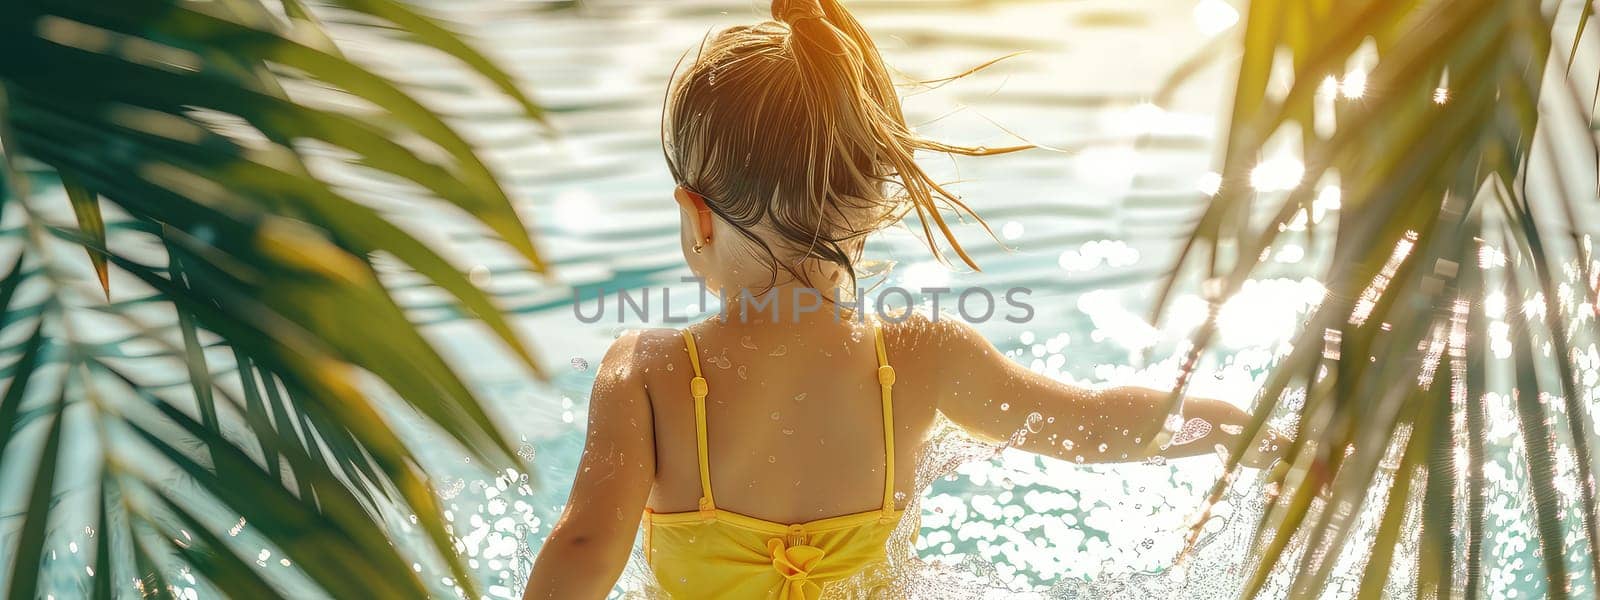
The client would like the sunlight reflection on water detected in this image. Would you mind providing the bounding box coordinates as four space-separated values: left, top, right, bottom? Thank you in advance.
412 1 1301 596
10 1 1588 599
342 0 1376 597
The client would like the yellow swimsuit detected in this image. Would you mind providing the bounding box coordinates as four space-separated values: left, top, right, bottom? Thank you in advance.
642 324 903 600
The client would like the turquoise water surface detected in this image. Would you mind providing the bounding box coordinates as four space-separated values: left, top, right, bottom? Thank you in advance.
1 1 1576 598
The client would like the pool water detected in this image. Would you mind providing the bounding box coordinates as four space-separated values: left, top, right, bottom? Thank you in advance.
396 2 1565 598
4 0 1571 598
384 0 1320 597
386 0 1268 596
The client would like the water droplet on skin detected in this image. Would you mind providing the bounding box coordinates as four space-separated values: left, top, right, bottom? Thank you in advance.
782 428 795 435
1172 418 1215 446
768 345 788 357
710 350 732 369
1024 412 1043 432
767 456 777 463
1220 423 1245 435
770 411 781 420
794 393 808 402
737 365 748 380
1000 403 1010 411
1097 443 1109 453
666 363 675 372
1062 439 1075 451
740 336 757 350
1074 455 1085 464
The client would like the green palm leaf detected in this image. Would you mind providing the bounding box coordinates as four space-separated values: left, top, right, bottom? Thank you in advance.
0 0 548 597
5 383 67 600
1156 0 1600 597
61 175 108 296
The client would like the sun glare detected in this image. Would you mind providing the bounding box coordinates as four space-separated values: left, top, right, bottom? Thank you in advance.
1249 156 1305 192
1340 69 1368 99
1197 171 1223 196
1318 75 1340 98
1192 0 1240 35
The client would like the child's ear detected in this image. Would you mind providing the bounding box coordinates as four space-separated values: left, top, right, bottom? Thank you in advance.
674 186 715 244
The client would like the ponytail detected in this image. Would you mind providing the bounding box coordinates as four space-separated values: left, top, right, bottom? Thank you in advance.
665 0 1026 289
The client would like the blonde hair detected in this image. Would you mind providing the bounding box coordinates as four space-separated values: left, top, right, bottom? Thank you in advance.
662 0 1025 288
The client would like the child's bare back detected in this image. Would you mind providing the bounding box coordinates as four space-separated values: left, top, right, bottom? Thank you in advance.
638 314 931 524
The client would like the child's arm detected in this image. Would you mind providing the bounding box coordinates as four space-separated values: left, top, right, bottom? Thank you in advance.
925 319 1283 467
523 333 655 600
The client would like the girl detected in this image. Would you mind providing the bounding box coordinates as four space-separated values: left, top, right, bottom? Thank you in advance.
523 1 1281 598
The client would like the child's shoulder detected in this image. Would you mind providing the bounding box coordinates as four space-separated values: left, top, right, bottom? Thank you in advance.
592 327 690 385
878 310 985 351
598 327 686 363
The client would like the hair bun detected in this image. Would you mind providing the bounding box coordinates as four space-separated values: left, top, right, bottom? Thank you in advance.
772 0 826 24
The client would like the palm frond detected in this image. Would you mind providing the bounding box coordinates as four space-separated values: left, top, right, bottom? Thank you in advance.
1157 0 1600 597
0 0 547 597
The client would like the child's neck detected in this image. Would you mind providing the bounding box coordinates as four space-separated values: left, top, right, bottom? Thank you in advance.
708 260 869 325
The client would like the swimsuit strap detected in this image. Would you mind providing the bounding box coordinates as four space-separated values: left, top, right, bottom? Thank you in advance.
681 329 716 515
873 321 897 519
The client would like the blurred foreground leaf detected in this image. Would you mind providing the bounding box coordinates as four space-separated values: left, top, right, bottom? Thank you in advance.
0 0 548 597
